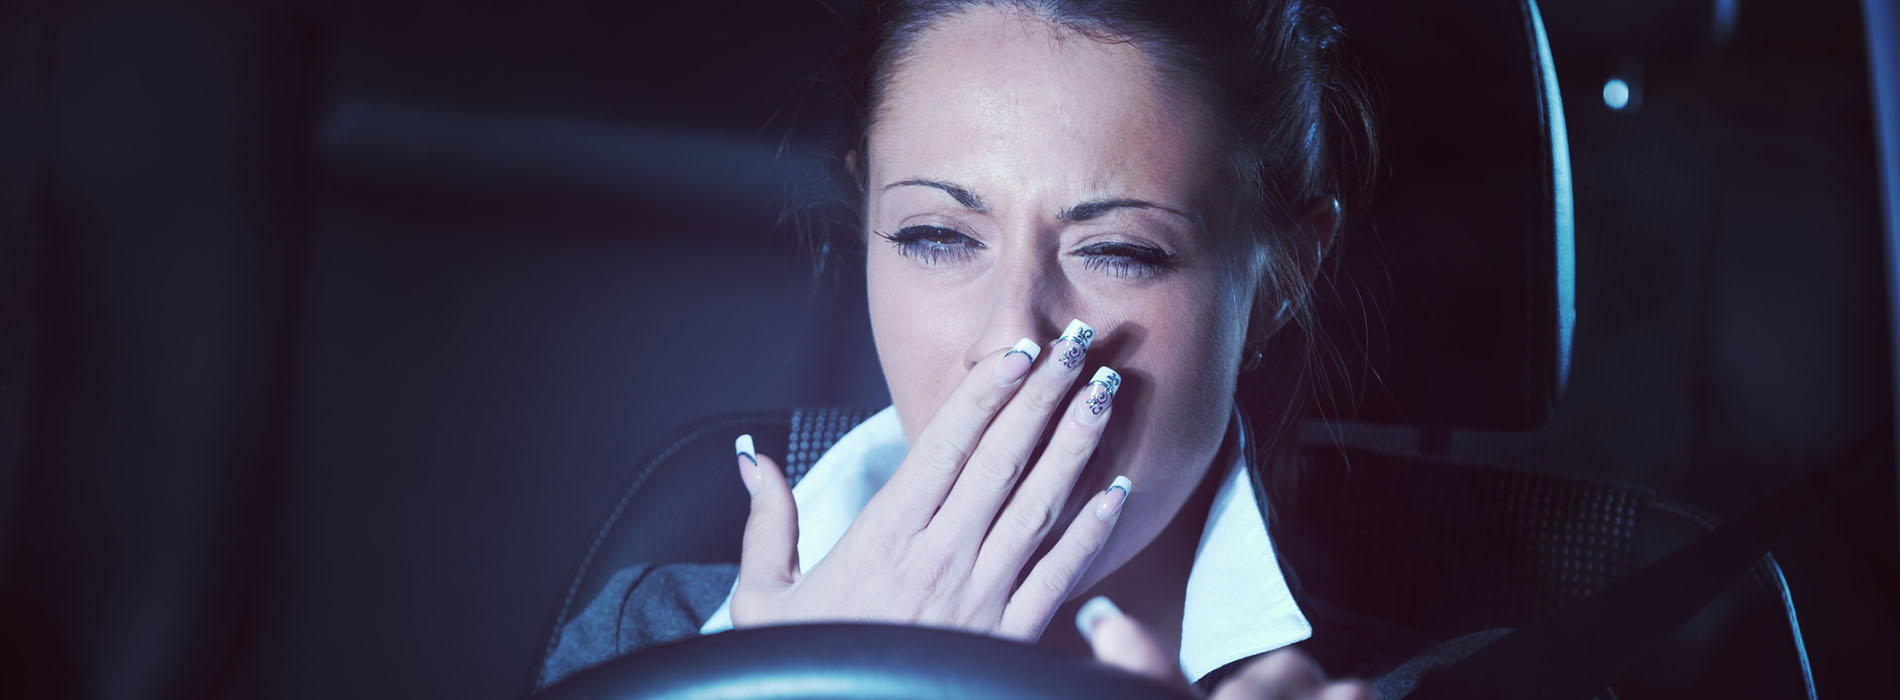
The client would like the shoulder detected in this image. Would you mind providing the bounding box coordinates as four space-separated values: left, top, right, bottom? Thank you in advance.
536 561 739 692
533 406 884 693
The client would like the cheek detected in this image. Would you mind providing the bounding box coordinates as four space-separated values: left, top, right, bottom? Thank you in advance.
1094 275 1248 482
866 250 979 441
1116 264 1247 381
1143 305 1242 442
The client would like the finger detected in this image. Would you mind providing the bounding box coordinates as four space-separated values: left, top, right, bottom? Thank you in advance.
997 476 1128 638
1208 648 1328 700
734 438 799 603
862 328 1061 533
971 365 1119 592
929 322 1098 540
1317 681 1375 700
1074 597 1181 684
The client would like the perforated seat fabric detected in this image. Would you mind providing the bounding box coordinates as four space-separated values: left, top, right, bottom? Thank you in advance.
784 406 882 485
1279 446 1815 699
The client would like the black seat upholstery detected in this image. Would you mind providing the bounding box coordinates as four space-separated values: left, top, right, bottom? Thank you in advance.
1279 443 1813 697
1260 1 1815 695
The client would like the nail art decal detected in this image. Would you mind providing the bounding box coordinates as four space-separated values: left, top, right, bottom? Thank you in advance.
1055 319 1096 370
1085 366 1121 415
1002 337 1041 363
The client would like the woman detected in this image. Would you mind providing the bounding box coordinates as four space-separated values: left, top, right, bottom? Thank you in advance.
542 0 1379 696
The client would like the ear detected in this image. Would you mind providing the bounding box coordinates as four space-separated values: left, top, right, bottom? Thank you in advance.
843 149 864 189
1302 197 1341 279
1288 197 1342 310
1253 197 1343 339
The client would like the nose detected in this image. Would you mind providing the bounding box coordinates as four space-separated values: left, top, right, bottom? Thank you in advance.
962 248 1067 370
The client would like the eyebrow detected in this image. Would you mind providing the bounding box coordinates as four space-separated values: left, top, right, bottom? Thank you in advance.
881 178 1196 226
883 179 988 213
1057 198 1194 224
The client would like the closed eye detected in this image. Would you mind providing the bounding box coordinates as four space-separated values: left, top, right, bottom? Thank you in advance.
877 226 983 266
1072 241 1176 279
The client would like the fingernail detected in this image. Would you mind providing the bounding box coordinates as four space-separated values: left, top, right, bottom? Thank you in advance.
1052 319 1095 370
735 434 758 493
1096 475 1131 521
1081 366 1122 422
993 337 1040 385
1075 595 1122 643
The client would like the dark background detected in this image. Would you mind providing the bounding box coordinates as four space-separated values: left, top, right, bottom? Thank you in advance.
0 0 1894 698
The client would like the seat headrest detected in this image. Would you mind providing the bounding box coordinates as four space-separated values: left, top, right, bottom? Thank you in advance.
1294 0 1575 431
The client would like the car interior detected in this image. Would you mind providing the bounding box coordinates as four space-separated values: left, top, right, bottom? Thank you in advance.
0 0 1894 698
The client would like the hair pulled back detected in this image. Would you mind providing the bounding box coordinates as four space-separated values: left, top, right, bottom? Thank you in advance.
837 0 1373 335
822 0 1376 488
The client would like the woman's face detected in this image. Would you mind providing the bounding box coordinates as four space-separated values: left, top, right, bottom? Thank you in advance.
865 8 1261 590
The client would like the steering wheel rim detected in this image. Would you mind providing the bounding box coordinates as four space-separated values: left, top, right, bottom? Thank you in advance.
536 623 1194 700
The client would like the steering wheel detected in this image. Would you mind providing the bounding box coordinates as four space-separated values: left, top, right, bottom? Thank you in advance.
536 623 1195 699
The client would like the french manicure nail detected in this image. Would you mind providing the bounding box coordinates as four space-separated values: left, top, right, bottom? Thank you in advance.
1053 319 1096 370
993 337 1040 385
1096 475 1131 521
735 434 758 492
1082 366 1122 419
1075 596 1122 643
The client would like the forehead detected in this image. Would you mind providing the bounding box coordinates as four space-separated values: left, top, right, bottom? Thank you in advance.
869 8 1215 206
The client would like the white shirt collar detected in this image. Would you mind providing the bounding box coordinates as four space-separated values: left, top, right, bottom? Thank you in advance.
700 405 1311 682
